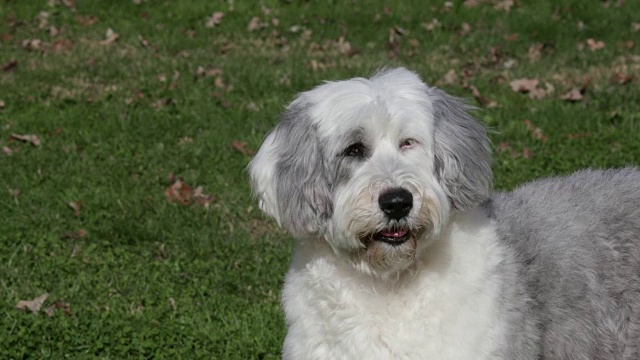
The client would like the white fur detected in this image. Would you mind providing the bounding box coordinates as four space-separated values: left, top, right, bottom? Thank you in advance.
282 209 508 359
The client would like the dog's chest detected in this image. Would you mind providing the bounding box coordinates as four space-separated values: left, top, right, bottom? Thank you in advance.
282 225 507 360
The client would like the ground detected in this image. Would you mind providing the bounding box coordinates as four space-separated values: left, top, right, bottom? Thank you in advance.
0 0 639 358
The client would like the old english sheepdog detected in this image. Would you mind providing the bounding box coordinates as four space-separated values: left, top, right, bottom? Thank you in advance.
248 68 640 359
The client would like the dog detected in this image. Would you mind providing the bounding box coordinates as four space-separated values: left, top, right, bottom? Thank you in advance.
248 68 640 359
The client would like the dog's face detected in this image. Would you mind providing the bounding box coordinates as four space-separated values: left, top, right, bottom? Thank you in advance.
250 68 492 277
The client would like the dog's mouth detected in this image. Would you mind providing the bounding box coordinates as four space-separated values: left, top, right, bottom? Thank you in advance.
373 228 411 246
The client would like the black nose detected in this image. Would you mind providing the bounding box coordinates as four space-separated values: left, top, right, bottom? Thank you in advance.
378 188 413 220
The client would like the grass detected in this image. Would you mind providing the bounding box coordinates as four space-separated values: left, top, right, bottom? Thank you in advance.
0 0 639 358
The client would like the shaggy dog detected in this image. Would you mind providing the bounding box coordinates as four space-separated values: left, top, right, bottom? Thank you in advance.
249 68 640 359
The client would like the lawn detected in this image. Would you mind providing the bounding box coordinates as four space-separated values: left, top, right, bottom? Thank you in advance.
0 0 638 358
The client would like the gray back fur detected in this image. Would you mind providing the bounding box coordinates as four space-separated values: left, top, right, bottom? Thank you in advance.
430 88 493 211
485 168 640 359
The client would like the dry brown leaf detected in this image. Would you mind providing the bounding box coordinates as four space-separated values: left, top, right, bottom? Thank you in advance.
560 88 584 102
205 12 224 28
527 43 543 62
193 186 216 208
494 0 514 12
152 98 175 110
586 38 605 51
62 229 87 239
44 300 71 317
68 201 82 216
468 85 498 108
524 120 547 141
528 87 546 100
22 39 43 51
177 136 192 145
11 133 41 146
522 148 533 159
164 177 193 206
2 59 17 72
139 35 150 47
441 69 458 86
75 15 97 27
633 23 640 32
100 28 120 45
611 72 633 84
246 102 259 112
51 38 73 53
2 146 13 156
0 100 4 109
509 78 539 93
16 293 49 313
232 140 255 156
247 16 266 31
421 19 440 31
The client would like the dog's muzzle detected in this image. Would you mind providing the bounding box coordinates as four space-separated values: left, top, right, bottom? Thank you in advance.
373 188 414 246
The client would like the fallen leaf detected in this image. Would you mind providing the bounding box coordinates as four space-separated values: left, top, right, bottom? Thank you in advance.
586 38 605 51
9 188 20 198
524 119 547 141
44 300 71 317
164 177 193 206
494 0 514 12
16 293 49 313
527 43 543 62
75 15 97 27
22 39 43 51
68 201 82 216
61 229 87 239
2 146 11 156
177 136 192 145
151 98 175 110
421 18 440 31
2 59 17 72
633 23 640 32
205 12 224 28
11 133 41 146
509 78 539 93
246 102 259 112
496 142 510 153
468 85 498 108
522 148 533 159
51 38 73 53
528 87 546 100
247 16 265 31
100 28 119 45
0 100 4 109
611 72 633 84
232 140 255 156
139 35 150 47
193 186 216 208
441 69 458 86
560 88 584 102
49 26 60 37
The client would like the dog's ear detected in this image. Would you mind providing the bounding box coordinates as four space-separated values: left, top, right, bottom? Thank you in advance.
249 99 333 237
430 88 492 211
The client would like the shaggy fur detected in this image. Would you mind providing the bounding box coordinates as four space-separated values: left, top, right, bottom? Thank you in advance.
249 67 640 359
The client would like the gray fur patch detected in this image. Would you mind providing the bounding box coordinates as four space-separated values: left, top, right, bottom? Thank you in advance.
430 88 492 211
271 102 333 236
486 168 640 359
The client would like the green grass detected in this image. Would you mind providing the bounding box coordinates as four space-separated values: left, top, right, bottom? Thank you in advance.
0 0 638 358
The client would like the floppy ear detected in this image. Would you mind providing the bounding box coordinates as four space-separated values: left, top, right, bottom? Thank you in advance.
430 88 493 211
248 100 333 237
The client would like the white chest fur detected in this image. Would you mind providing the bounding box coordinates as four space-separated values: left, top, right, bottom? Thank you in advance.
280 209 508 360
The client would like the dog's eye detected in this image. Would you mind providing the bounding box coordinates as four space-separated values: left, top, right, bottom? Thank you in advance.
400 139 416 150
343 142 367 159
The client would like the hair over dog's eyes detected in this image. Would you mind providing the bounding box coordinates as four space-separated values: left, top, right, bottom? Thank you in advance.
343 142 368 159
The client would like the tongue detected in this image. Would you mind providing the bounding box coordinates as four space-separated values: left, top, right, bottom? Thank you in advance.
380 229 409 238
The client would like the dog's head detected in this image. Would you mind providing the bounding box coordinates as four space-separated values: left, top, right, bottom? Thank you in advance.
249 68 492 276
